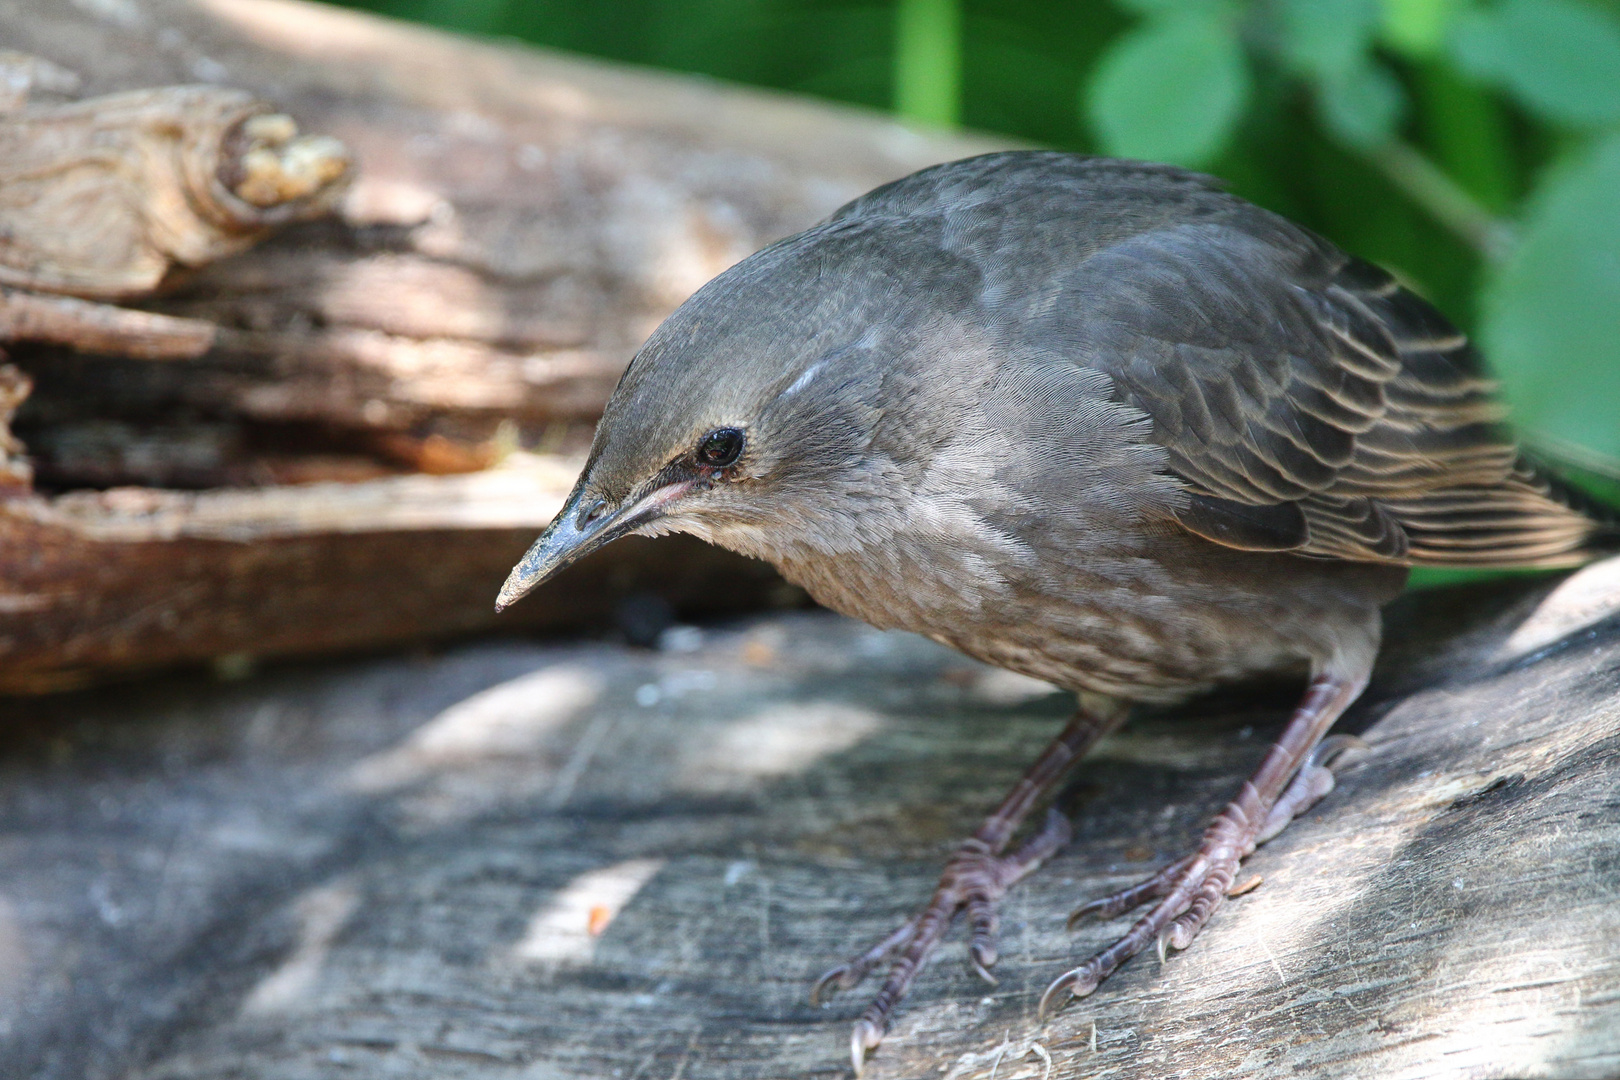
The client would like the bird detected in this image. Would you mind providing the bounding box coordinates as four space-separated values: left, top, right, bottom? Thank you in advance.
494 151 1615 1074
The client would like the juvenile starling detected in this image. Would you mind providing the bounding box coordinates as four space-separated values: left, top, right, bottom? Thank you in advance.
495 152 1614 1071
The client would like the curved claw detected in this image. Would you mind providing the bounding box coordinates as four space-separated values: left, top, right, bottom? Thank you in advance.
968 943 999 985
1066 895 1113 930
809 917 918 1007
1037 964 1100 1021
810 964 853 1008
851 1017 884 1077
1309 733 1369 770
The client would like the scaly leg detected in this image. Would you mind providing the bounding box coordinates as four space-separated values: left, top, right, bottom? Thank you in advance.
1040 671 1367 1017
814 701 1127 1076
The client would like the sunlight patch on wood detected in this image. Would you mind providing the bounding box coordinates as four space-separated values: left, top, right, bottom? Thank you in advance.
512 858 666 967
238 878 359 1016
1499 554 1620 662
676 701 883 793
347 663 602 793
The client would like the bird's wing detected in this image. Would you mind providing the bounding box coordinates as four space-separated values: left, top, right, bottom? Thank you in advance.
1061 219 1600 568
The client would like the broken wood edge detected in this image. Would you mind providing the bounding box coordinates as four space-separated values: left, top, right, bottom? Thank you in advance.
15 450 581 542
0 83 353 300
0 288 218 360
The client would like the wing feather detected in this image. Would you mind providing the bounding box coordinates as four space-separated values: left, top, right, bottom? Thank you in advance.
1070 223 1605 568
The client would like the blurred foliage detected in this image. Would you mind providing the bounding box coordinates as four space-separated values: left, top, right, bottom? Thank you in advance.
331 0 1619 479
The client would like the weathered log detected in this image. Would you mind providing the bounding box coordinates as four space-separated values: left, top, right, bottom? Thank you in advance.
0 569 1614 1078
0 82 350 300
0 0 1010 687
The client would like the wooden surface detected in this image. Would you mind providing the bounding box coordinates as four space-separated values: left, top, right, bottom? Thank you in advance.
0 0 1013 687
1 568 1616 1079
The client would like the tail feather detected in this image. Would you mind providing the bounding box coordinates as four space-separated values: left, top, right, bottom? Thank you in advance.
1395 456 1620 569
1525 454 1620 548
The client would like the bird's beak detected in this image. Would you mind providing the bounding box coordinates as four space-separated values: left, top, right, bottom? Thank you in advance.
494 477 695 612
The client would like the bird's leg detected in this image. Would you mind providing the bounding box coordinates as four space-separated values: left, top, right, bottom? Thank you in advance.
1041 671 1367 1017
813 701 1127 1074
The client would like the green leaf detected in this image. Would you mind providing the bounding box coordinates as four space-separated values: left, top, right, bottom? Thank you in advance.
894 0 962 127
1380 0 1465 57
1277 0 1381 78
1450 0 1620 127
1085 10 1251 166
1317 61 1406 147
1481 133 1620 459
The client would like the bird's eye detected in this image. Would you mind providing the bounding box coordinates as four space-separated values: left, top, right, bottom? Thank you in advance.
695 427 745 468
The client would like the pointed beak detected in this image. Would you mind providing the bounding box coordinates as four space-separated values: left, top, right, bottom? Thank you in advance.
494 478 695 612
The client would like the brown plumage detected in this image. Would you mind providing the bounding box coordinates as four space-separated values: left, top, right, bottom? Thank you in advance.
495 152 1615 1073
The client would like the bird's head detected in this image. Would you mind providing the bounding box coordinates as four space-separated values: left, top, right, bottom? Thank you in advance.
494 220 971 612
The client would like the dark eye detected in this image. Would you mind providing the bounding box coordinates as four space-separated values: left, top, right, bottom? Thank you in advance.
695 427 745 468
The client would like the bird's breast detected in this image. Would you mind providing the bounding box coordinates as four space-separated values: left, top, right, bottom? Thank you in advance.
769 519 1393 705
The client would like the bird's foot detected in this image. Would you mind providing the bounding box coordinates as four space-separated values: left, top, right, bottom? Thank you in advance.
812 809 1072 1075
1039 733 1365 1016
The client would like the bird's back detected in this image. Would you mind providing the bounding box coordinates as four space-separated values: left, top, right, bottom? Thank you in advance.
832 151 1614 572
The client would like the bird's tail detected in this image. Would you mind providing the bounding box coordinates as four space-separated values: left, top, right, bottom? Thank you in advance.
1396 443 1620 570
1519 442 1620 559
